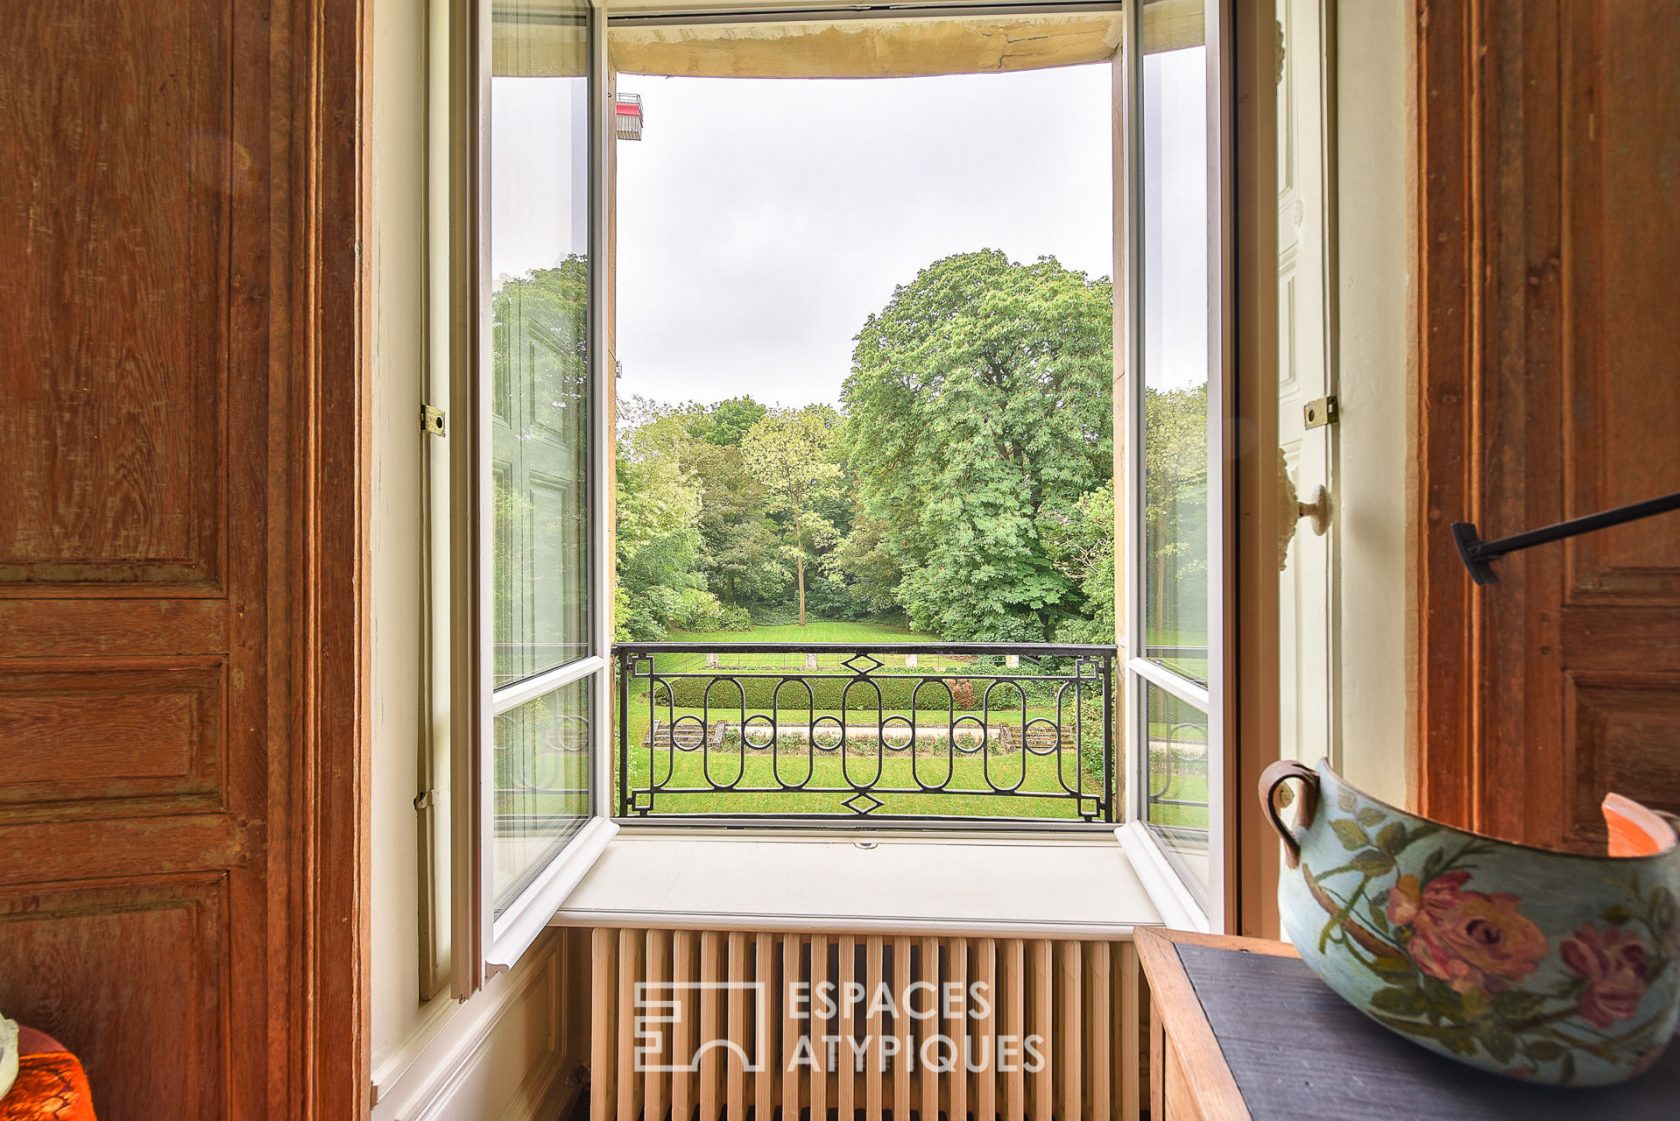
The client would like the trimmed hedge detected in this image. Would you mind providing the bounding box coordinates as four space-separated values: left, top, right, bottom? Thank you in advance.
645 674 1072 712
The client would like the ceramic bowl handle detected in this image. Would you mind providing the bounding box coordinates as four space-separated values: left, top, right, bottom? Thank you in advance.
1259 759 1319 869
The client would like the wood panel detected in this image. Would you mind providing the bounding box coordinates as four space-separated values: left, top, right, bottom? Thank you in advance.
0 660 225 816
0 0 368 1119
1563 674 1680 846
0 0 227 588
1415 0 1680 847
1561 0 1680 604
0 877 227 1118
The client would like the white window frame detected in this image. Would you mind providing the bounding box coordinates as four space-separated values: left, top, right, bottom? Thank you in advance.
448 0 620 994
1116 0 1233 934
422 0 1241 994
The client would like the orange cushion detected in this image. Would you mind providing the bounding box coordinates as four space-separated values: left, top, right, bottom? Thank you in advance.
0 1052 96 1121
1602 791 1677 857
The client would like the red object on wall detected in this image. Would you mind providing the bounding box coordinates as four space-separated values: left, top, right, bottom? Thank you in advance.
616 92 644 140
0 1029 96 1121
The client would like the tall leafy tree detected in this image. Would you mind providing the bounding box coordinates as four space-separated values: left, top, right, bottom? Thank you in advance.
1142 384 1208 642
740 409 844 626
842 250 1113 640
614 425 707 641
689 395 768 446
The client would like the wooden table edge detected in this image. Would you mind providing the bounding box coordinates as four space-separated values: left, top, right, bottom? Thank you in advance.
1134 928 1300 1121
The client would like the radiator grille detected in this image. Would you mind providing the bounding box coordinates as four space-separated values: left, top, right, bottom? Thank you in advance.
589 929 1143 1121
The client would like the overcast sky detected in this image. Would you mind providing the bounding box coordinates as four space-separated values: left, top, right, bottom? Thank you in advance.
613 65 1118 408
491 50 1209 411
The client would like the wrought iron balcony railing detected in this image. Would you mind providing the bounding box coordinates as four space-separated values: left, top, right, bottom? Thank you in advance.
615 642 1117 825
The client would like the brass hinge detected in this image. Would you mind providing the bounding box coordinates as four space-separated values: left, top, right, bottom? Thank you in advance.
420 404 447 437
1303 395 1339 429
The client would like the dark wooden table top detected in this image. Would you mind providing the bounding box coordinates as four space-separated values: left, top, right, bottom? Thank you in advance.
1137 927 1680 1121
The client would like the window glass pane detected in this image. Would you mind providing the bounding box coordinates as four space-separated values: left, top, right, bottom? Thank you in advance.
1140 2 1210 685
493 678 593 915
490 0 592 688
1143 682 1209 896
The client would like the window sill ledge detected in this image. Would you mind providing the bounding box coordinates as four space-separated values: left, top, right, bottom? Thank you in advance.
548 829 1163 938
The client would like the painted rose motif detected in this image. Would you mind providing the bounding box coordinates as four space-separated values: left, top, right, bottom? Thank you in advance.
1386 870 1548 994
1562 924 1650 1028
1267 759 1680 1086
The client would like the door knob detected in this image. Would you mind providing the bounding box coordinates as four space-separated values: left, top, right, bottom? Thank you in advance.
1276 449 1332 571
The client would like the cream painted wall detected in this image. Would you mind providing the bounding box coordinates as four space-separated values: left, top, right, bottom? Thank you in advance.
371 1 586 1116
371 0 429 1063
1332 0 1413 808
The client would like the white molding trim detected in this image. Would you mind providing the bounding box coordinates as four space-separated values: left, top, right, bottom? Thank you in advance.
373 933 571 1121
371 992 466 1105
1116 821 1209 933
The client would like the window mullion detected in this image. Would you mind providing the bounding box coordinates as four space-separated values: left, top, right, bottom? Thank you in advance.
491 655 605 715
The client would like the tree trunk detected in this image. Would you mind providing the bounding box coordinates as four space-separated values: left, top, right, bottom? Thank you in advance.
797 552 807 626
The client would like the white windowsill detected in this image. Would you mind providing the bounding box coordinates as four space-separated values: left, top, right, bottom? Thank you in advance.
548 830 1164 938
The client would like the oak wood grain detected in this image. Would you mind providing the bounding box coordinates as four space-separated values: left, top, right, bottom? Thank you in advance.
1414 0 1680 847
0 876 227 1118
1134 928 1271 1121
0 0 226 588
0 0 369 1116
0 660 224 815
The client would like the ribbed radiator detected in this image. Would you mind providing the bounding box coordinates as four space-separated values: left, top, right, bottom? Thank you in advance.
588 928 1143 1121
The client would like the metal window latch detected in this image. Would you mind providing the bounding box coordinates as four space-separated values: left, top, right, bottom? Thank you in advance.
413 789 435 812
420 404 447 437
1303 395 1339 429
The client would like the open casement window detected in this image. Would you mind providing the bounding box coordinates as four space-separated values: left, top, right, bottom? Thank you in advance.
458 0 617 989
1117 0 1232 932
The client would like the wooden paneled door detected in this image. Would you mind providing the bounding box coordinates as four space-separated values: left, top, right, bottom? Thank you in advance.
1415 1 1680 848
0 2 368 1119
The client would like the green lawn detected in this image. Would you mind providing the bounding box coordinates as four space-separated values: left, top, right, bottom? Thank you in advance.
608 617 1209 829
621 742 1108 820
647 619 936 674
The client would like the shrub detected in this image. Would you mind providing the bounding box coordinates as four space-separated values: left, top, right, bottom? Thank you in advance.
750 605 801 626
624 614 669 642
718 604 753 632
655 674 984 712
672 588 727 632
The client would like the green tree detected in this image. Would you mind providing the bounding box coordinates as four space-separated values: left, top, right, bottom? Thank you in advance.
615 415 710 640
823 510 903 617
689 395 768 447
1039 480 1116 643
842 250 1113 640
740 408 844 626
618 395 792 614
1142 384 1208 644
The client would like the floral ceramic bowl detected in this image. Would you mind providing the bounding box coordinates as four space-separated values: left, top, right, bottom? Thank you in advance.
1261 759 1680 1086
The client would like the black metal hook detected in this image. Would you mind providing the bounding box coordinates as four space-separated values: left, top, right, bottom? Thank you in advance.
1452 489 1680 585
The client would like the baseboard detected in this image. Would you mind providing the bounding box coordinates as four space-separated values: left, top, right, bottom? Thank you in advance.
374 931 583 1121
